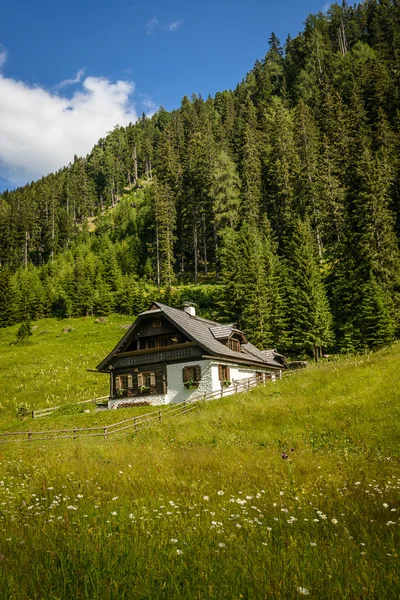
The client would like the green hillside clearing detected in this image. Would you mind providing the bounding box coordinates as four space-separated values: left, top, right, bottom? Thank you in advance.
0 320 399 598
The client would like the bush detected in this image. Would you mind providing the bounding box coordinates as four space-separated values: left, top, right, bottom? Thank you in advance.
16 320 32 344
16 404 30 418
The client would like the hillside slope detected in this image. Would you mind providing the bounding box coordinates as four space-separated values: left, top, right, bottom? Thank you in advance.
0 340 399 597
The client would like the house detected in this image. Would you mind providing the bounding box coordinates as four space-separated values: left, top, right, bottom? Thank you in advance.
96 301 287 408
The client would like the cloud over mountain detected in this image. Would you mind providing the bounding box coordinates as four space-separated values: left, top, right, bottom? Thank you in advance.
0 63 138 187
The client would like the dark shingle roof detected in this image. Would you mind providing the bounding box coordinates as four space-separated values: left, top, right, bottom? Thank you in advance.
97 302 286 371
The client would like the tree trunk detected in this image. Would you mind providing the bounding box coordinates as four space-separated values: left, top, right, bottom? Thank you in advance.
133 146 138 182
156 223 160 289
24 230 28 269
213 224 219 280
202 213 208 275
193 218 198 283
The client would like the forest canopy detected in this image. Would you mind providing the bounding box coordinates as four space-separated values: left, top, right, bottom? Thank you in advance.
1 0 400 358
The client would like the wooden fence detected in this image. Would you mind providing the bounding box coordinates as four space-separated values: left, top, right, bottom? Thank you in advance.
0 373 281 444
32 396 109 419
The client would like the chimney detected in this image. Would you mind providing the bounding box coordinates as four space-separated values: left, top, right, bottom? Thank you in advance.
182 302 196 317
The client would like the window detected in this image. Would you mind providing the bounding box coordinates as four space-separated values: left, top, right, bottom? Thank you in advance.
143 334 182 349
182 365 201 383
218 365 230 382
115 374 133 391
137 372 156 391
228 339 241 352
152 318 161 328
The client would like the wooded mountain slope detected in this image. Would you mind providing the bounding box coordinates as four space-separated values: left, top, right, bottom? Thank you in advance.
1 0 400 356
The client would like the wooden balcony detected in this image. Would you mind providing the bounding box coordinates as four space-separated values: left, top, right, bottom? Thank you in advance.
113 342 203 368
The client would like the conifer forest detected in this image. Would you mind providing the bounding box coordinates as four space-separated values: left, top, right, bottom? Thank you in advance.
1 0 400 358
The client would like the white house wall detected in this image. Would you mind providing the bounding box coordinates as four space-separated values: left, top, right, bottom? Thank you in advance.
210 362 276 398
108 359 279 409
109 359 213 408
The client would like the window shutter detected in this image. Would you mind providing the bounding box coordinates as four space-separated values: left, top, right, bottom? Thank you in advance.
127 375 133 389
150 372 156 387
195 365 201 381
137 373 143 387
183 367 189 382
226 367 230 380
218 365 223 381
115 376 121 390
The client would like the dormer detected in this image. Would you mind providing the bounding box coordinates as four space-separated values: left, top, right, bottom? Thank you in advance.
209 324 247 353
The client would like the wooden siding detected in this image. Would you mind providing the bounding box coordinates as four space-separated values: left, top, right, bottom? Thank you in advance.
124 316 185 352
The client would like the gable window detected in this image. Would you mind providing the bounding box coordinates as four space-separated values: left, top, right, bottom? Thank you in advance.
218 365 230 383
228 339 241 352
182 365 201 384
152 317 161 328
144 334 182 349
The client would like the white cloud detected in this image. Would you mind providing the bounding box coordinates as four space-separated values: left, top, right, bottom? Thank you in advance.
0 48 7 68
167 20 183 32
57 68 86 88
0 59 139 186
146 17 183 34
140 94 158 116
146 17 159 35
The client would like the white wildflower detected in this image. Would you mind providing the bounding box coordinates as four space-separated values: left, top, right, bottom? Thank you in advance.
297 587 310 595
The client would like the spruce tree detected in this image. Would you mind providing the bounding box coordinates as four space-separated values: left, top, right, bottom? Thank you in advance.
0 267 16 327
285 219 333 359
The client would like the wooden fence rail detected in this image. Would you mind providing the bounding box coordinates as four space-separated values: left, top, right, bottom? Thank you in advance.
32 396 109 419
0 372 289 444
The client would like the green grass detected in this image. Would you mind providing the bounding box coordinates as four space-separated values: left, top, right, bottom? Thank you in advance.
0 314 131 421
0 320 399 598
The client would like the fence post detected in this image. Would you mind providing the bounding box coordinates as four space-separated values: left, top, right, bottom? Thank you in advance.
104 427 108 439
31 410 35 419
159 410 162 422
74 429 77 440
134 417 137 431
28 431 32 442
247 380 250 392
183 400 186 413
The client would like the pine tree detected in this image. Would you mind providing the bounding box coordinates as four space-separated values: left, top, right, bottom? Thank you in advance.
0 267 16 327
285 219 333 359
150 178 176 288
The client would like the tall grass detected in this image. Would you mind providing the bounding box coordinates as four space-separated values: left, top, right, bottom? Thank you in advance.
0 335 399 598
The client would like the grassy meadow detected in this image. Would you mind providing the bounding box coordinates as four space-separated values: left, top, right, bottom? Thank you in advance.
0 318 399 598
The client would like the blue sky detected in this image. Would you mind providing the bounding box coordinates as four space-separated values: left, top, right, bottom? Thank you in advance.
0 0 328 190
